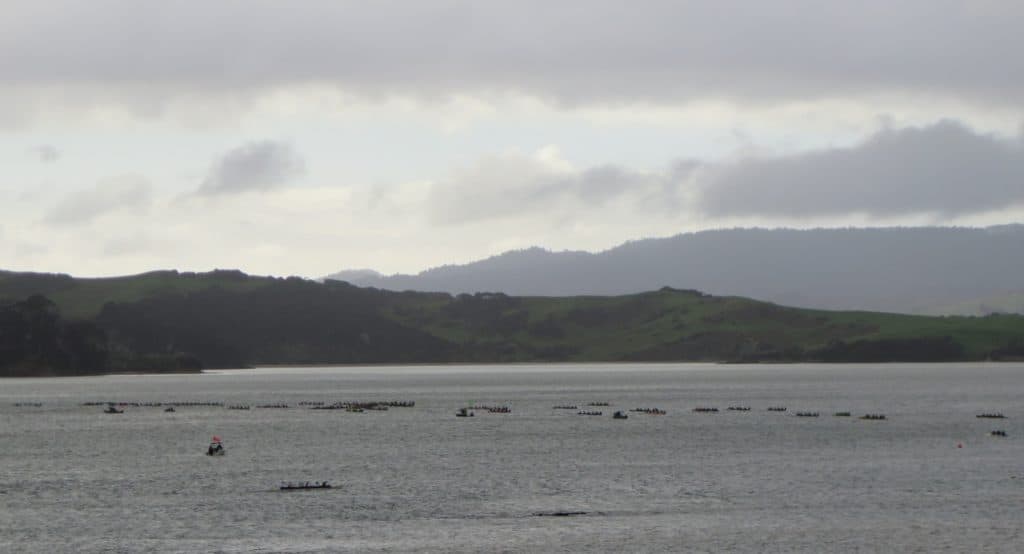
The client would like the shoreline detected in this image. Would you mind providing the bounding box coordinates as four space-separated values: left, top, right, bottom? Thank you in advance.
5 358 1022 379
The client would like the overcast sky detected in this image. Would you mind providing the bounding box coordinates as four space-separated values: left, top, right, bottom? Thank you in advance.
2 0 1023 277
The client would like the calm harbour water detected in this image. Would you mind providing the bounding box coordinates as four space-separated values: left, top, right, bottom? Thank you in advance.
1 362 1022 553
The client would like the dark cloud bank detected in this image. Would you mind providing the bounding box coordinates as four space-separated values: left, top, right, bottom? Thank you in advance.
699 121 1024 218
429 121 1024 223
2 1 1023 106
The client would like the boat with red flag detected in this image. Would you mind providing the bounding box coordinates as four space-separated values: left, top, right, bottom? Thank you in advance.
206 436 225 456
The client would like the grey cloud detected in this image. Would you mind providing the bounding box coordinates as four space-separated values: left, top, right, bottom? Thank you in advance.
576 166 640 205
430 153 681 224
1 1 1022 106
31 145 60 163
199 141 305 195
45 174 152 225
430 121 1024 225
429 154 566 224
698 121 1024 218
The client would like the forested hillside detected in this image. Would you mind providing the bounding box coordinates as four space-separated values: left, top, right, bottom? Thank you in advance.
2 269 1024 376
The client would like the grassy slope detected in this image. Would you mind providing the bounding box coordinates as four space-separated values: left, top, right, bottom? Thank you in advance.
378 288 1024 361
0 269 271 319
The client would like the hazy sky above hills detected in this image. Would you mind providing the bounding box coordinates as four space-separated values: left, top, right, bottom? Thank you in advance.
2 1 1023 277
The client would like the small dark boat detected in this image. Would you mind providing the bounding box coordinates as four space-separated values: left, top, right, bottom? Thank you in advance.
976 413 1006 419
833 412 851 417
456 407 474 417
164 407 176 413
612 411 628 419
280 481 332 491
103 405 123 414
767 407 787 412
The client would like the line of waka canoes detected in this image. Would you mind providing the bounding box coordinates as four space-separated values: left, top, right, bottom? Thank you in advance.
12 399 1011 437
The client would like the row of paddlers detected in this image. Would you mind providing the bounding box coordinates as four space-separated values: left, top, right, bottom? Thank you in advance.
83 401 224 407
310 401 415 411
631 408 667 415
298 400 414 407
693 407 886 419
80 399 415 410
466 405 512 413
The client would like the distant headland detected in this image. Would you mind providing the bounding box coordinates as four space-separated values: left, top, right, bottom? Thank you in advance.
2 268 1023 377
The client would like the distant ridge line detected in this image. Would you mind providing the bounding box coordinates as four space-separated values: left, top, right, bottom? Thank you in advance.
325 225 1024 316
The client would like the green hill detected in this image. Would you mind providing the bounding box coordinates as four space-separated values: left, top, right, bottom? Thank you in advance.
375 287 1024 363
2 269 1023 376
0 269 271 319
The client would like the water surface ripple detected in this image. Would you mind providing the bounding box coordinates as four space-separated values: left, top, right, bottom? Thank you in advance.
1 363 1022 552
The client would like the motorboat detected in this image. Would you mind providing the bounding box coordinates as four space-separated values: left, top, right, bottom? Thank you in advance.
456 407 474 417
612 411 628 419
206 436 225 456
103 405 123 414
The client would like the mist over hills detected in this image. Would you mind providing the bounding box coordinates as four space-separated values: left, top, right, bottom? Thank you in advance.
326 226 1024 315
